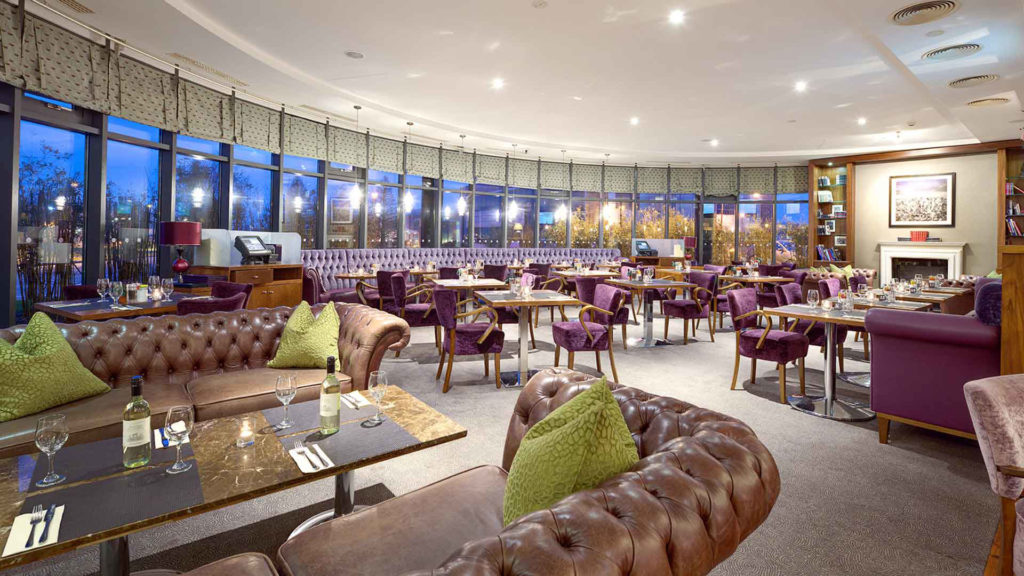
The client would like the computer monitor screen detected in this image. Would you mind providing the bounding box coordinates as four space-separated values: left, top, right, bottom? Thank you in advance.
635 240 652 251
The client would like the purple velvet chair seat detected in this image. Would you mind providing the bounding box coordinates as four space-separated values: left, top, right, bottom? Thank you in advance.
738 329 810 362
663 299 702 316
211 281 253 308
434 288 504 392
552 321 610 351
325 287 378 305
728 287 809 403
177 292 247 315
402 303 439 327
444 322 505 355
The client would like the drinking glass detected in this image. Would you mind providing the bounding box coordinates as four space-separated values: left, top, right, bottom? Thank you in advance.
162 278 174 298
936 273 945 285
275 375 297 430
34 414 68 487
148 275 162 300
857 283 868 297
914 274 923 287
807 289 820 308
96 278 109 301
367 371 389 425
109 281 124 305
165 406 195 474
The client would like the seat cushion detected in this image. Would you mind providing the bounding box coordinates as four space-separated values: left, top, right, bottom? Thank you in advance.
739 329 809 363
267 302 340 369
401 303 440 327
662 299 707 320
322 288 362 305
551 321 609 351
137 553 279 576
278 465 507 576
187 368 348 421
444 322 504 355
0 383 191 459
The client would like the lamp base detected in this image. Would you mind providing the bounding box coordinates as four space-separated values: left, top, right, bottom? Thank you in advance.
172 247 190 283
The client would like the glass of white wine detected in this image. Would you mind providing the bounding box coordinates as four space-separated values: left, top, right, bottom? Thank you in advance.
165 406 194 474
35 414 69 487
275 375 297 430
367 371 389 425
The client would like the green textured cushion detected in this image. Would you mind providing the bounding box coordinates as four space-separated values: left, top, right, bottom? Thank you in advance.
502 377 639 526
0 313 109 423
267 302 340 369
986 271 1003 279
830 264 854 278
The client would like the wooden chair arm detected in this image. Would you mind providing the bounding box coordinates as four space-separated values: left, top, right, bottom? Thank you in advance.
734 310 773 349
720 281 744 291
541 277 565 292
997 465 1024 478
355 281 375 306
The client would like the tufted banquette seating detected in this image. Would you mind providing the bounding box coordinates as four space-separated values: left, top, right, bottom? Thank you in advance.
0 303 410 458
277 367 780 576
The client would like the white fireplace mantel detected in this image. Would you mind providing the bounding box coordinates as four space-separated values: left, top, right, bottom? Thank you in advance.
878 241 966 285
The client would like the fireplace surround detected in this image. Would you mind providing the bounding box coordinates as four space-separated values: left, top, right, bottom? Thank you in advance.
878 241 966 285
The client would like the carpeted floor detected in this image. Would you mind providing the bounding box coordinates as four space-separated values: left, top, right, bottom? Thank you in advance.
16 312 994 576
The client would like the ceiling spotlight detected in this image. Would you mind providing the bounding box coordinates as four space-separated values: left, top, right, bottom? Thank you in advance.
491 77 505 90
532 0 548 7
668 9 685 25
858 117 867 126
710 139 719 147
794 80 808 92
344 51 364 60
629 116 639 126
572 96 583 101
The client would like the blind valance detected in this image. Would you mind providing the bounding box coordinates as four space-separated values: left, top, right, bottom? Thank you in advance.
705 167 738 197
406 143 440 178
441 149 472 183
540 161 569 190
475 154 506 186
509 158 538 188
369 136 404 173
638 167 668 194
572 164 602 192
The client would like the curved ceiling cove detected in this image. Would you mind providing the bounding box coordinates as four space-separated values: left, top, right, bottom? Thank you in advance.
42 0 1024 163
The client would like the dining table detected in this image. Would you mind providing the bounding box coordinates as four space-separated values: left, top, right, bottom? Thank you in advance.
761 304 875 422
34 294 196 322
605 278 696 348
551 269 619 280
719 274 795 286
475 289 580 387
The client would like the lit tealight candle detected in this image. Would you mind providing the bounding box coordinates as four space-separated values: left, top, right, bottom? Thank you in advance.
236 416 255 448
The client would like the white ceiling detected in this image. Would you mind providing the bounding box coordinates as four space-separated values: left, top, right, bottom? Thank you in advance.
35 0 1024 164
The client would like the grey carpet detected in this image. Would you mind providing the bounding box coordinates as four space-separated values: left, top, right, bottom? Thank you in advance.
13 315 993 576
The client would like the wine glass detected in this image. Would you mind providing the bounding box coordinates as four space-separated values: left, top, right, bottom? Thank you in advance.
148 275 162 300
96 278 109 301
367 371 389 425
806 289 820 308
936 273 945 286
162 278 174 299
165 406 194 474
34 414 68 487
109 281 124 306
275 375 297 430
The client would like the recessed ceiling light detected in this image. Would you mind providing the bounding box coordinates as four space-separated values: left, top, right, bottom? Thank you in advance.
629 116 639 126
344 51 364 59
668 9 685 25
532 0 548 7
710 139 719 147
787 119 797 123
572 96 583 101
926 29 945 37
858 117 867 126
794 80 808 92
828 162 834 166
491 77 505 90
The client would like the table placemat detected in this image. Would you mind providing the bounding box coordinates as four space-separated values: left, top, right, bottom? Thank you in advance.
262 399 365 437
20 463 203 542
28 436 193 493
279 417 419 469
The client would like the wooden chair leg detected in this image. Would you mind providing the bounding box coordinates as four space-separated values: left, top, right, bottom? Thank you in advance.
568 350 575 369
799 357 806 396
838 344 845 373
695 318 701 330
750 358 757 387
529 318 536 349
435 348 446 380
494 353 501 389
554 345 561 367
683 317 689 345
664 315 670 339
709 315 716 342
1000 496 1016 576
483 353 489 377
621 324 627 350
595 350 602 373
731 336 741 390
394 349 401 358
877 415 891 444
434 325 441 354
607 336 619 383
863 332 870 361
442 343 455 393
778 363 787 404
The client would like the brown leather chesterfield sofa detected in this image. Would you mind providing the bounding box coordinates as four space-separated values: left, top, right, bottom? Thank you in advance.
277 367 780 576
802 267 876 295
0 303 409 458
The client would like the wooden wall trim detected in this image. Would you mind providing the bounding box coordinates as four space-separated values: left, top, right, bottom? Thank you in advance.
812 139 1022 166
1001 246 1024 375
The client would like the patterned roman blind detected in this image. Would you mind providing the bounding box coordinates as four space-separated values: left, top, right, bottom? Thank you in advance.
407 143 440 178
441 149 472 183
284 114 327 158
540 161 570 190
777 165 809 193
509 158 538 188
234 100 281 154
114 55 177 131
705 167 738 197
177 80 233 142
739 167 775 197
475 154 506 186
670 167 702 192
638 167 668 194
369 136 404 173
572 164 602 192
327 126 367 168
604 166 635 193
33 16 113 112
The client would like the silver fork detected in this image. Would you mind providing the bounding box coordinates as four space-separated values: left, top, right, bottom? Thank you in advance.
25 505 43 548
292 441 318 471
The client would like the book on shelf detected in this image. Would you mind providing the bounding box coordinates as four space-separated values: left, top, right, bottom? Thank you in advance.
1008 218 1023 238
815 245 841 261
1008 200 1022 216
897 237 945 242
816 190 834 203
1006 182 1024 195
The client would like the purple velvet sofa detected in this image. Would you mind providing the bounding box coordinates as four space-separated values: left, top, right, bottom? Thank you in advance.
865 280 1002 444
302 248 622 304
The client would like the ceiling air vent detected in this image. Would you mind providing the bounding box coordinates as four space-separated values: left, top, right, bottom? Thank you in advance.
891 1 958 26
166 53 249 87
966 98 1009 108
47 0 94 14
948 74 999 88
922 43 981 61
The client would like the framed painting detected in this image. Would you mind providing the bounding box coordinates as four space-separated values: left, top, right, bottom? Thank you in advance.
331 199 354 224
889 173 955 228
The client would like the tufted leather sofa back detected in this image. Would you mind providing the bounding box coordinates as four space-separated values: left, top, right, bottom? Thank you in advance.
412 367 780 576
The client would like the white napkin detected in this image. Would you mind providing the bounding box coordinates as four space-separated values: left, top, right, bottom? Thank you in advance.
342 392 372 408
289 448 332 474
153 422 190 449
2 505 64 557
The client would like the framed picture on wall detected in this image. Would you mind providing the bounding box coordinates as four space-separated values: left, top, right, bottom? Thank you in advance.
834 235 847 247
889 173 955 228
331 199 354 224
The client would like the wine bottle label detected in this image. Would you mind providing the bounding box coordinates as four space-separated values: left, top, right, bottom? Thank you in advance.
320 393 340 417
123 417 151 448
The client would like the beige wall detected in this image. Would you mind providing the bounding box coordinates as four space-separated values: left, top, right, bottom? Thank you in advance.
853 153 999 276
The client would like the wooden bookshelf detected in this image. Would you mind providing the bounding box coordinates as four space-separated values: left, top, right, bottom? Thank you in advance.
999 148 1024 271
808 161 855 267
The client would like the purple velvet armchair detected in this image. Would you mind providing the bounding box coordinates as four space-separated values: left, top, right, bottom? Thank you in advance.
176 292 247 315
727 288 810 404
434 289 504 393
865 280 1002 444
551 283 624 382
210 281 253 308
662 270 717 344
302 267 378 307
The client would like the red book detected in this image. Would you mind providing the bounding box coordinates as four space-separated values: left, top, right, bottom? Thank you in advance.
910 231 929 242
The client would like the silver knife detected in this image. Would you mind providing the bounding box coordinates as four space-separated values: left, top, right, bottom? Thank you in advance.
311 444 335 468
339 394 357 410
39 504 56 543
302 446 324 470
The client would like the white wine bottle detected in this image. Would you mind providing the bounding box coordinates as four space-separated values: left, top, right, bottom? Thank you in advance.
320 356 341 435
122 375 152 468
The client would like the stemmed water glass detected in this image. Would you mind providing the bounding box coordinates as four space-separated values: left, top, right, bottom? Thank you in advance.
936 273 945 286
165 406 194 474
275 375 297 430
162 278 174 299
148 275 162 300
34 414 68 487
96 278 109 302
367 371 389 426
806 289 820 308
109 281 124 306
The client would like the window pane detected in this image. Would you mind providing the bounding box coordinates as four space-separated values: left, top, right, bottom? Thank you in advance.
473 194 503 248
403 188 436 248
175 154 221 228
509 187 537 196
476 183 503 194
738 204 774 263
440 191 470 247
282 173 320 249
367 185 399 248
507 196 536 248
330 162 355 171
25 93 73 110
235 145 273 165
231 165 273 231
635 202 665 239
776 202 809 267
405 175 437 188
443 180 470 191
539 197 567 248
108 117 160 142
702 203 736 266
17 121 85 319
602 201 632 256
105 140 159 283
570 201 600 248
368 169 400 184
668 204 697 261
284 154 319 173
177 135 221 155
326 180 362 249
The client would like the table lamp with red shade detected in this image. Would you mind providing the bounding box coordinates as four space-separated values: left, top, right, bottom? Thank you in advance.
159 221 202 282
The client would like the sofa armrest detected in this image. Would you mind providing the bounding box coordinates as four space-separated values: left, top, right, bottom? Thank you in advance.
865 308 999 349
318 303 411 390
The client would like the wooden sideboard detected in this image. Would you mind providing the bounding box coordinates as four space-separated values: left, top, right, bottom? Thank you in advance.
188 264 303 309
633 256 690 267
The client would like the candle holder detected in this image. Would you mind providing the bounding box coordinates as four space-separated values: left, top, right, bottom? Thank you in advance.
236 415 255 448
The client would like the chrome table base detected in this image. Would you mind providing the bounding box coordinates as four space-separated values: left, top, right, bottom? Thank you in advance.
287 470 355 540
